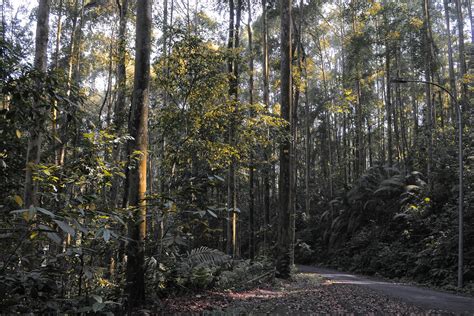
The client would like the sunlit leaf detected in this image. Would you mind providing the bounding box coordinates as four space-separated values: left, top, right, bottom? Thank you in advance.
30 231 39 239
13 195 23 206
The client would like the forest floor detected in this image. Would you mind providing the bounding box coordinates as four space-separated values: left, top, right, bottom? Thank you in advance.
161 265 474 315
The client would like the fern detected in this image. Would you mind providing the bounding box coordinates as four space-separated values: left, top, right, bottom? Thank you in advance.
182 246 230 269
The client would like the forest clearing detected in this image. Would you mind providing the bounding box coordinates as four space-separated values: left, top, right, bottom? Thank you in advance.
0 0 473 314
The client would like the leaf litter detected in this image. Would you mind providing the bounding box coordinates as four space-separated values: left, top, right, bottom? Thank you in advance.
161 272 452 314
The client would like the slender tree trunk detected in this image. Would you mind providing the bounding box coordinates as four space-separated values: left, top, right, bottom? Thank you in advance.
276 0 292 279
226 0 235 257
125 0 151 309
304 63 310 216
423 0 434 183
289 2 303 267
395 47 409 166
232 0 241 258
247 0 255 261
53 0 63 68
1 0 5 41
385 38 393 167
409 46 419 168
110 0 129 208
100 33 115 127
225 0 241 258
59 0 83 166
74 2 85 83
318 35 333 198
52 0 63 165
393 54 401 163
467 0 473 43
455 0 468 112
24 0 50 208
261 0 271 256
66 0 80 89
158 0 168 197
443 0 458 123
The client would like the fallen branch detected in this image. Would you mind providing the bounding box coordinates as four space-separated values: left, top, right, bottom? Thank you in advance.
244 269 275 285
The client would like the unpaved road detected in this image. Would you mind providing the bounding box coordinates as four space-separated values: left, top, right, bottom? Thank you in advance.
298 265 474 314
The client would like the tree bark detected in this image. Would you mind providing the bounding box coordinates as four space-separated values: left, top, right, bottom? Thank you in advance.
110 0 129 209
304 60 310 216
454 0 468 112
467 0 473 43
247 0 255 261
443 0 458 123
58 0 83 166
422 0 434 184
52 0 63 165
24 0 50 208
226 0 241 258
277 0 292 279
261 0 271 257
226 0 235 257
125 0 151 308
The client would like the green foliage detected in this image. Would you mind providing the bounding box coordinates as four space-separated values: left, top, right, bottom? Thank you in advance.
312 164 472 289
145 245 273 295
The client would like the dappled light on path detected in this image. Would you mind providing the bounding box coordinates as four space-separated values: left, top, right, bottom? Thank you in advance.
163 272 432 314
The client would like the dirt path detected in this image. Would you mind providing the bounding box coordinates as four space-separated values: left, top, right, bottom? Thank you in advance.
298 265 474 314
163 265 474 314
220 272 428 314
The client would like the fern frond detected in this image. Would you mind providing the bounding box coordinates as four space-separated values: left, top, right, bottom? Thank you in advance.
184 246 230 268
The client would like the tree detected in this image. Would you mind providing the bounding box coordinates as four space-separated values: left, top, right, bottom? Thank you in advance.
443 0 457 122
276 0 292 279
23 0 51 208
125 0 152 308
247 0 255 261
261 0 271 256
110 0 129 208
226 0 242 258
454 0 468 112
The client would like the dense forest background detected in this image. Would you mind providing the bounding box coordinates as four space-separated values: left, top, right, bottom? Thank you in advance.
0 0 473 313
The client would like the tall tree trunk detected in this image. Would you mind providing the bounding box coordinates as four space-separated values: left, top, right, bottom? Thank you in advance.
59 0 83 166
1 0 5 41
52 0 63 165
232 0 241 258
467 0 473 43
423 0 434 184
276 0 292 279
110 0 129 209
226 0 235 257
289 1 303 267
393 52 402 163
304 62 310 216
454 0 468 112
247 0 255 260
444 0 458 123
109 0 129 274
125 0 151 308
24 0 50 208
226 0 241 257
261 0 271 256
318 34 333 198
385 38 393 167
